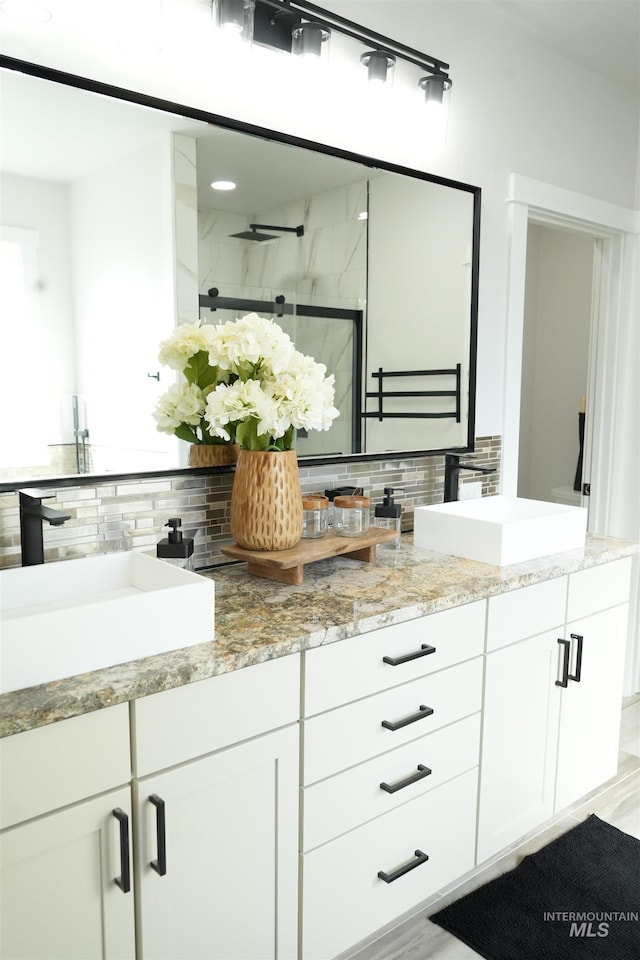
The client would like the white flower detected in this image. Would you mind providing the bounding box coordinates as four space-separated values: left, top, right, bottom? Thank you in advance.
204 379 287 441
158 322 217 372
274 351 340 432
153 382 205 433
208 313 295 376
155 314 339 449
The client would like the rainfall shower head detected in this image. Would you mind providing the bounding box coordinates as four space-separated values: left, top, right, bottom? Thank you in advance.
230 228 280 241
229 223 305 241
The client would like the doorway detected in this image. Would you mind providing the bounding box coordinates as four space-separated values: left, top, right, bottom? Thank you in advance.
517 223 594 505
504 174 639 695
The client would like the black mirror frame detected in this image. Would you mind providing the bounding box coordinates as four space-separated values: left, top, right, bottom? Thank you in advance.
0 54 480 494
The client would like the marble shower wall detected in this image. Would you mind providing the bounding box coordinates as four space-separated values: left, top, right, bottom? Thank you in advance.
0 437 501 570
198 179 367 306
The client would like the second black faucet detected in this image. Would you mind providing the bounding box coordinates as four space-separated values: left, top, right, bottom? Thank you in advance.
443 453 495 502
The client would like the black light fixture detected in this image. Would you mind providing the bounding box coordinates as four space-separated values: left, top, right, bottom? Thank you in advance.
218 1 452 106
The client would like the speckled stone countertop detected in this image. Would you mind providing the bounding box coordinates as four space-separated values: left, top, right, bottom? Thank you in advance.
1 533 637 738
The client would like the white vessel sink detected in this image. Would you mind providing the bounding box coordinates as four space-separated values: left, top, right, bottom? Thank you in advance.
0 552 215 694
413 495 588 566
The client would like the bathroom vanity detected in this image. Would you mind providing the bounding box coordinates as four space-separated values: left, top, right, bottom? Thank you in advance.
0 535 636 960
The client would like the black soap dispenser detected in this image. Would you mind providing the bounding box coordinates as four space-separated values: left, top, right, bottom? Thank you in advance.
374 488 402 548
156 518 194 572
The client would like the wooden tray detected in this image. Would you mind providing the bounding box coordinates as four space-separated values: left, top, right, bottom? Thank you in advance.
220 527 397 584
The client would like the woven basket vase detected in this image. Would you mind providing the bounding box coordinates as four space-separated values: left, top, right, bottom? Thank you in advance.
230 448 303 551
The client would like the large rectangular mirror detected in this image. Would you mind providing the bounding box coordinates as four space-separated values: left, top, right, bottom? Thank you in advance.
0 57 479 487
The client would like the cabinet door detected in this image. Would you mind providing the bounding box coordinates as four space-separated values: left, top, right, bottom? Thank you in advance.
554 604 628 811
477 630 561 863
135 725 298 960
0 786 135 960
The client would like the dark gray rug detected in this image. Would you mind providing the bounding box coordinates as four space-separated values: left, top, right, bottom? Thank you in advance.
430 815 640 959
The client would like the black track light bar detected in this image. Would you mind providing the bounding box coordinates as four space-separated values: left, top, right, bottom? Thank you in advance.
254 0 450 79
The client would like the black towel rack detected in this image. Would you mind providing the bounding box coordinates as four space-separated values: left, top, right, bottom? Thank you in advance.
363 364 461 422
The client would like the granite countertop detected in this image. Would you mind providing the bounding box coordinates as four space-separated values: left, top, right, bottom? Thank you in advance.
1 533 637 738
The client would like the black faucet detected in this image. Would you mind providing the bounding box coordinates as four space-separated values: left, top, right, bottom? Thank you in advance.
18 489 71 566
444 453 495 503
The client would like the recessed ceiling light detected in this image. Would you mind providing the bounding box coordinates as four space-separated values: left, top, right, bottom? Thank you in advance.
357 211 368 221
211 180 237 191
0 0 52 22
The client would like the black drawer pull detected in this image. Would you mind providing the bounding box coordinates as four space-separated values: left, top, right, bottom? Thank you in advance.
378 849 429 884
380 764 432 794
383 644 436 667
568 633 584 683
382 704 433 731
112 808 131 894
555 638 570 688
149 794 167 877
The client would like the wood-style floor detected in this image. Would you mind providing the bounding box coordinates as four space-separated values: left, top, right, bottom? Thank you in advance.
343 695 640 960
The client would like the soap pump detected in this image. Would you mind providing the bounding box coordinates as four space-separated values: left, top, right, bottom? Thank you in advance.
156 517 194 571
374 488 402 548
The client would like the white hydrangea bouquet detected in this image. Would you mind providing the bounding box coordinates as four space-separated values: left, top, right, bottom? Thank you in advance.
153 313 339 451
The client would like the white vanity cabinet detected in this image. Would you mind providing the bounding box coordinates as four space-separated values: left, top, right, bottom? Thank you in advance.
299 601 485 960
0 705 134 960
477 558 631 863
1 549 634 960
130 654 300 960
554 561 631 809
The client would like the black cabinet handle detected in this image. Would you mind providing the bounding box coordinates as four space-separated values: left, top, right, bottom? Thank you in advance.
112 808 131 894
382 704 433 731
149 794 167 877
555 638 570 687
383 644 436 667
378 849 429 884
380 764 432 794
568 633 584 683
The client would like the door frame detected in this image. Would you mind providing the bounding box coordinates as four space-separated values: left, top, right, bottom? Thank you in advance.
502 174 637 514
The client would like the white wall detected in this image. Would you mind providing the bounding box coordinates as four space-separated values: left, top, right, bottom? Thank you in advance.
0 172 76 444
518 224 593 501
4 0 638 453
71 137 177 471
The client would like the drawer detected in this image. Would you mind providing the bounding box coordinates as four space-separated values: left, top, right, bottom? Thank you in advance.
301 767 478 960
302 712 480 851
132 654 299 776
0 704 130 830
302 656 482 784
487 576 567 652
304 600 485 715
567 558 632 621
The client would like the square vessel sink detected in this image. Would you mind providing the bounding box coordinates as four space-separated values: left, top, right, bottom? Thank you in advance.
413 495 588 566
0 552 214 694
